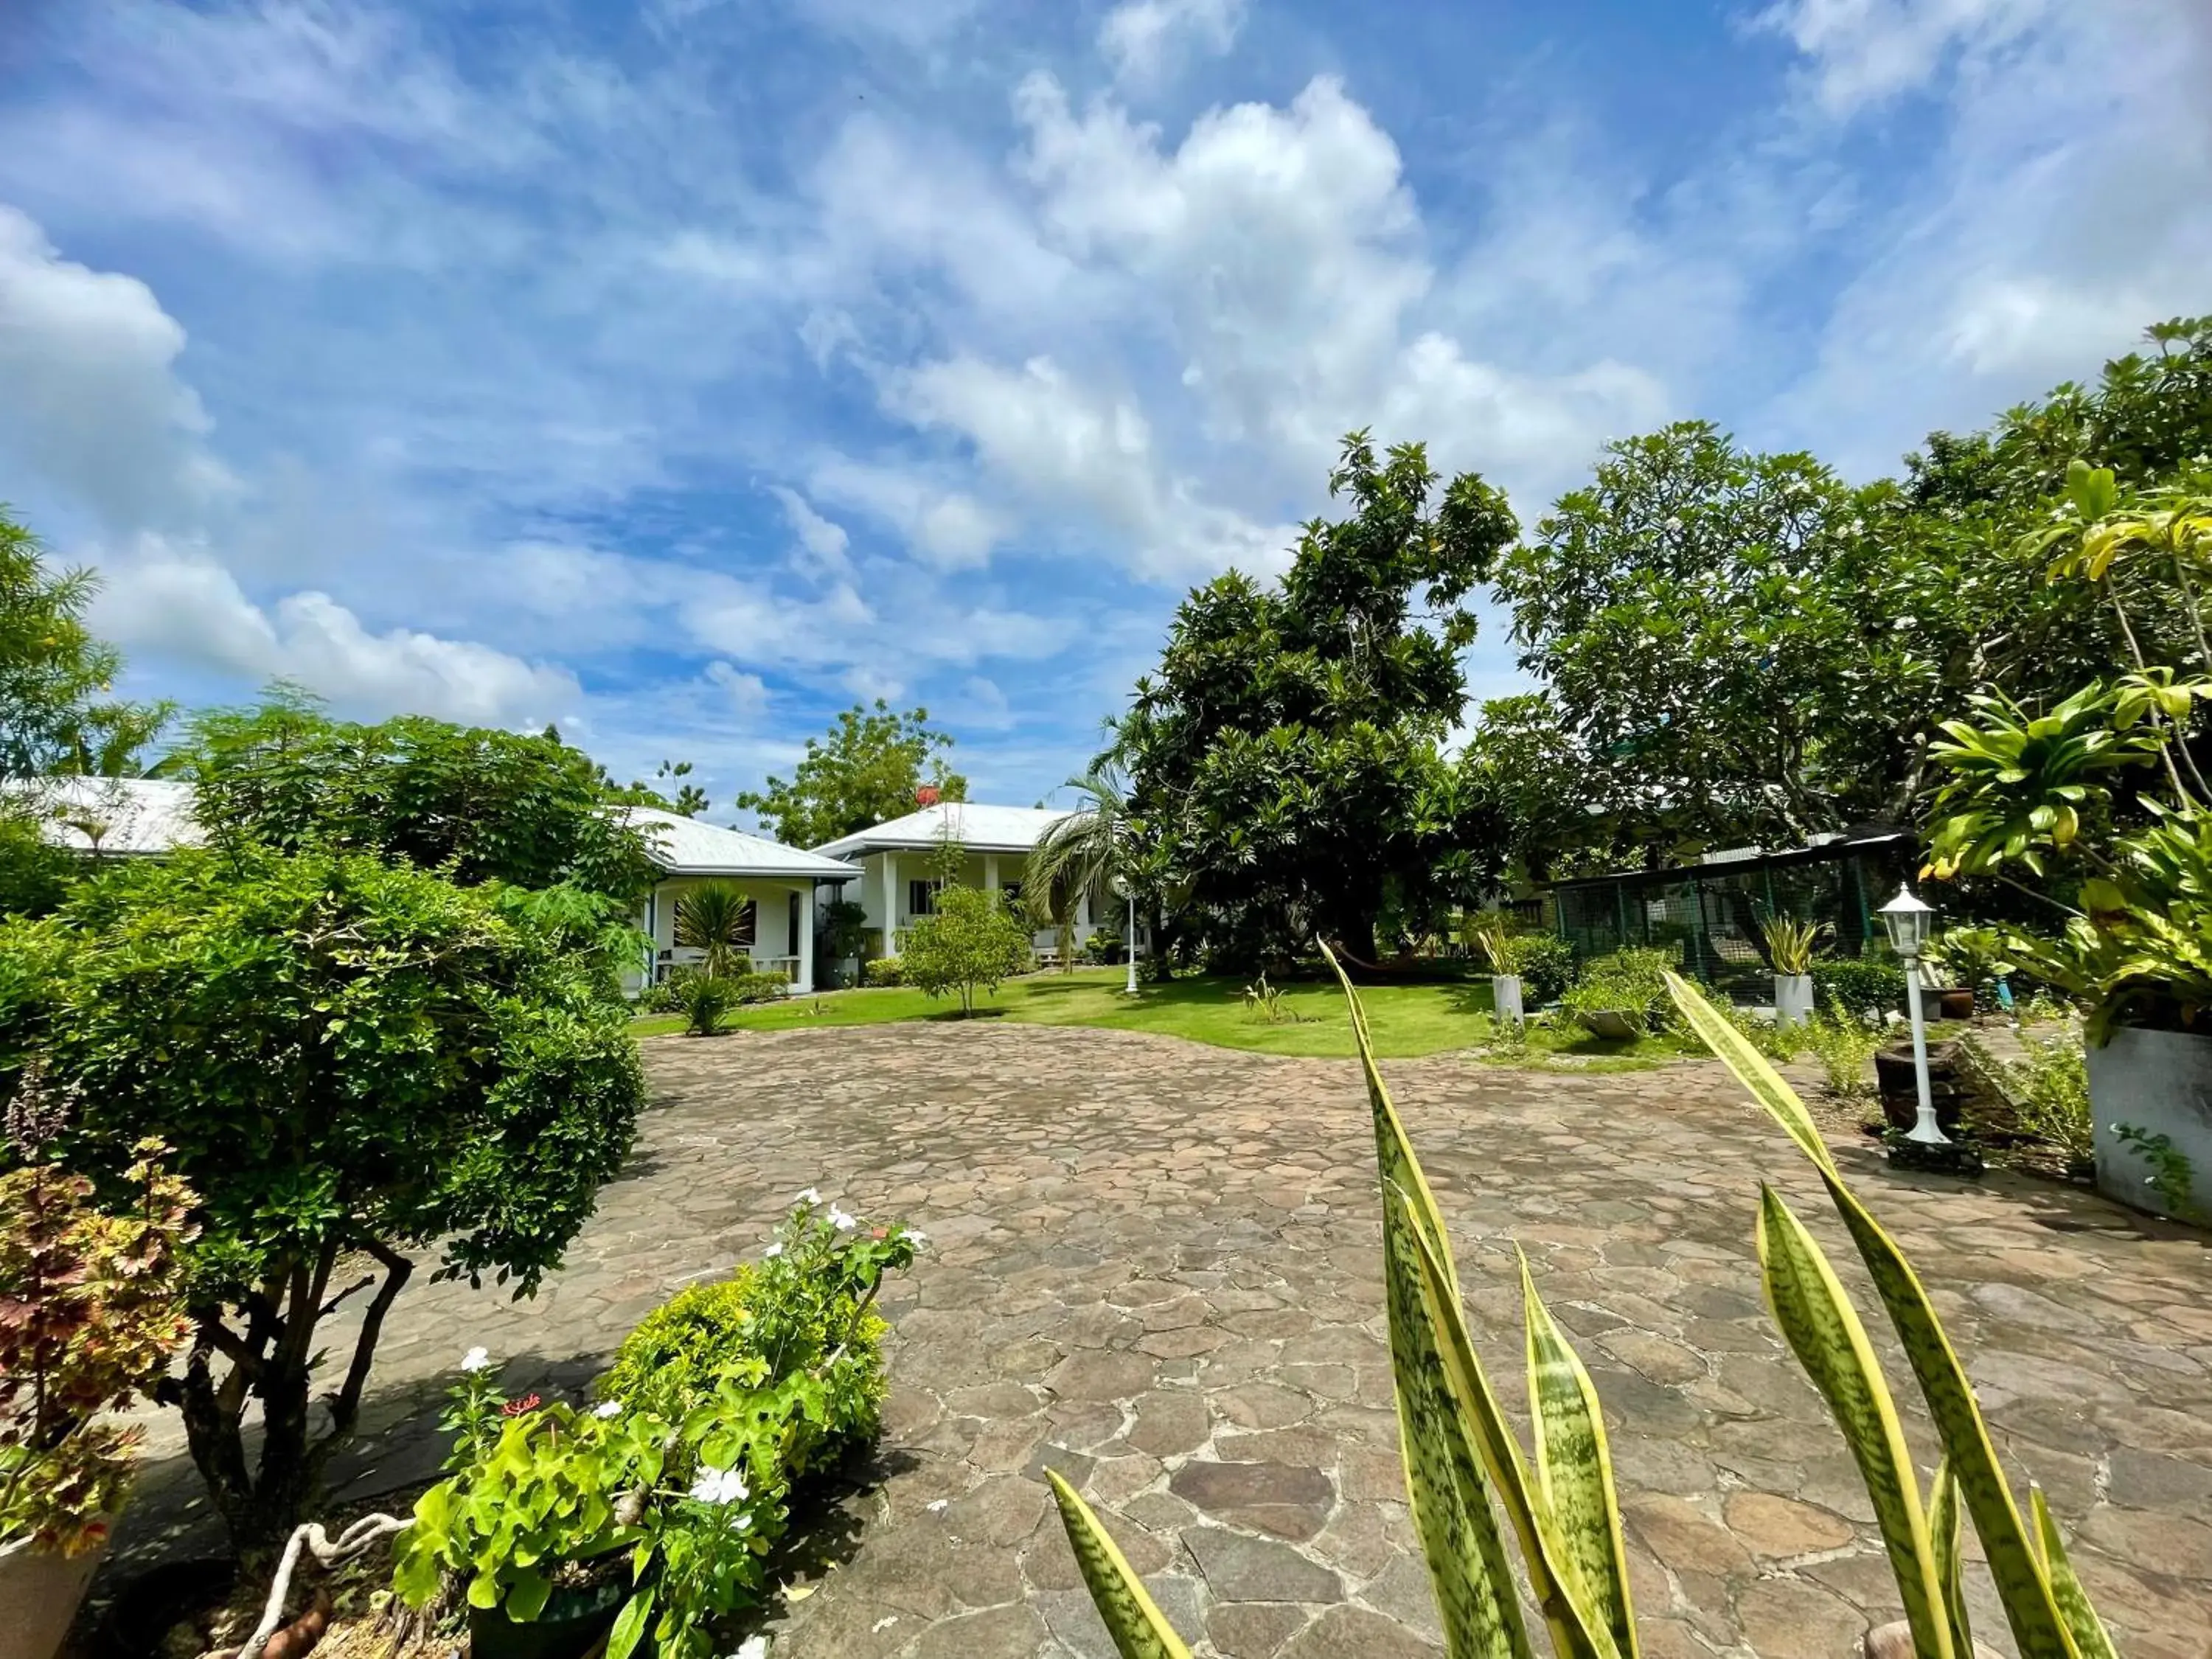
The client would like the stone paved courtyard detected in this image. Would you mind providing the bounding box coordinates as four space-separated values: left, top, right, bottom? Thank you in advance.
119 1023 2212 1657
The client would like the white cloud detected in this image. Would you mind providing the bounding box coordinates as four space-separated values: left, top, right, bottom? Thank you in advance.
1754 0 2053 116
93 538 580 727
806 456 1009 571
768 485 855 581
1099 0 1246 86
703 659 768 714
0 206 238 533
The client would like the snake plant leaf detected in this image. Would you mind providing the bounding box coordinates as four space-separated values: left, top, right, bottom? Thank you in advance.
1401 1196 1620 1659
1669 971 2082 1658
1046 1470 1193 1659
1755 1186 1952 1659
1517 1252 1638 1659
2032 1486 2120 1659
1324 945 1536 1659
1663 973 1834 1175
1930 1458 1974 1658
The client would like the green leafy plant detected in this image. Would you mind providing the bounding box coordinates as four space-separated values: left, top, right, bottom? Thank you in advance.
396 1198 919 1659
863 956 905 987
731 700 966 851
1758 914 1829 975
1720 1001 1804 1063
1801 996 1885 1102
729 970 790 1006
1236 971 1304 1024
1512 933 1578 1006
1810 957 1908 1023
1956 1022 2093 1161
820 899 870 964
672 884 757 982
1052 954 2116 1659
1558 946 1677 1034
1923 927 2017 1003
0 1076 196 1556
1461 911 1530 975
900 885 1031 1015
676 974 737 1037
0 846 645 1557
2110 1124 2201 1220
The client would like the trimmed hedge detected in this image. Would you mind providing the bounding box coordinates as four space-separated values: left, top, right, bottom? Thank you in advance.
1810 957 1908 1023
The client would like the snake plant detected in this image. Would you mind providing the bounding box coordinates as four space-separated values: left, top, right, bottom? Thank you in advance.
1759 913 1829 976
1050 950 2117 1659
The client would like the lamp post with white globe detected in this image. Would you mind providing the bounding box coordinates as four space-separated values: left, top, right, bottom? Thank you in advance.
1110 873 1138 995
1878 886 1945 1147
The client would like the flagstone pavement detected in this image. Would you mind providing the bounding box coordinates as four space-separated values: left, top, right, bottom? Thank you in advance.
114 1022 2212 1658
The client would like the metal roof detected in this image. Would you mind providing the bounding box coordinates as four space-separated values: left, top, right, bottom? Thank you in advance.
13 777 203 856
624 807 860 880
811 801 1077 858
1545 830 1912 891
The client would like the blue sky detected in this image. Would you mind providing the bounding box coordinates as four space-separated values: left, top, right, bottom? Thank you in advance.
1 0 2207 827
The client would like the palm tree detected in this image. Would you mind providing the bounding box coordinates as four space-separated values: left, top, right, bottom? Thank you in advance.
673 883 756 980
1027 766 1141 987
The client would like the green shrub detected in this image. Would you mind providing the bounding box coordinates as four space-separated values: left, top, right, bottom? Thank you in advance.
400 1197 921 1658
863 956 904 987
677 974 736 1035
1515 933 1576 1006
901 886 1031 1013
1809 956 1907 1023
1080 928 1124 966
636 978 682 1014
1720 1001 1804 1062
1958 1020 2092 1159
729 970 789 1005
1803 995 1885 1099
1559 947 1678 1032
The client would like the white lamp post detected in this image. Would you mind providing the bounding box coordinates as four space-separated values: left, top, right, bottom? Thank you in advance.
1878 886 1946 1147
1110 873 1138 995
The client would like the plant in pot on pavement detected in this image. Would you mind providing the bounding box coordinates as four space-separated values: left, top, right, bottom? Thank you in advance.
395 1196 920 1659
1925 464 2212 1217
1758 914 1827 1026
1922 926 2017 1018
1462 912 1537 1027
1 1073 196 1659
1052 950 2121 1659
1558 946 1677 1040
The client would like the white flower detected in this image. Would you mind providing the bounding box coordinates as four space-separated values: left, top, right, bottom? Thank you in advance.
1662 515 1683 534
593 1401 622 1420
690 1464 750 1506
460 1346 492 1373
827 1204 858 1232
793 1186 821 1206
734 1638 770 1659
763 1242 785 1259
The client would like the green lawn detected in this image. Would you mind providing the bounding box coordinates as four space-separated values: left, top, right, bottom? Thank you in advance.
631 967 1690 1065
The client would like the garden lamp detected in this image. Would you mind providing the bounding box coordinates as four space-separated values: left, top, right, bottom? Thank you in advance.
1110 873 1138 996
1878 886 1946 1146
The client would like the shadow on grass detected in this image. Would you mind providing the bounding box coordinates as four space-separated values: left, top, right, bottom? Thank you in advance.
924 1006 1008 1020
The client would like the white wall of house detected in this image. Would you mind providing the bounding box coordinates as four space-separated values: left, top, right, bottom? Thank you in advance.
830 849 1145 959
636 875 822 992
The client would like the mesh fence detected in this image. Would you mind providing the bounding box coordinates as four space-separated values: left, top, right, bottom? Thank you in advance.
1551 843 1910 999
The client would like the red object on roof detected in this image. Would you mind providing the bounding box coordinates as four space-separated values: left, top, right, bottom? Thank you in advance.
914 785 941 807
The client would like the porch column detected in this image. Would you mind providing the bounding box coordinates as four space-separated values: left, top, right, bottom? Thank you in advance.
984 853 1000 896
796 883 813 995
882 851 899 954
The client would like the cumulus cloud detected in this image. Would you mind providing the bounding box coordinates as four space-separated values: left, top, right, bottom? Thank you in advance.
94 539 581 726
1099 0 1246 86
768 485 855 581
1754 0 2054 116
806 456 1009 571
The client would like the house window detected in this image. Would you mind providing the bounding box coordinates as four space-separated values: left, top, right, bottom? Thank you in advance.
908 879 937 917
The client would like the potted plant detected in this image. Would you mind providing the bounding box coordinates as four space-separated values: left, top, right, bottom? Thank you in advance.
1924 465 2212 1217
1921 927 2014 1021
1 1073 195 1659
1757 915 1826 1027
1461 912 1531 1027
1559 947 1677 1041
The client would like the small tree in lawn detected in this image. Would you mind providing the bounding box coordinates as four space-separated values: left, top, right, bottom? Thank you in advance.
0 846 646 1561
900 886 1030 1015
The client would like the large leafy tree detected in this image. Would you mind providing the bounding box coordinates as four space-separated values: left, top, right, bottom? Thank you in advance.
732 700 966 849
179 691 659 905
1113 432 1516 964
0 848 646 1557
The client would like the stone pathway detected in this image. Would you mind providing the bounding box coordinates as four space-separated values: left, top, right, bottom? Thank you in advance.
113 1025 2211 1658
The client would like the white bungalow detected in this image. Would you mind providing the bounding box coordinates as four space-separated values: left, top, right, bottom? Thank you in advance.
809 801 1143 963
625 808 859 994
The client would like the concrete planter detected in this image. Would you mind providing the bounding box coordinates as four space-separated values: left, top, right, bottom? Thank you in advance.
2087 1024 2212 1220
1577 1009 1639 1041
1773 973 1815 1027
1492 974 1524 1027
0 1528 110 1659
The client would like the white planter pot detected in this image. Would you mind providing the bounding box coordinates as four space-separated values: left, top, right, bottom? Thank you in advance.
0 1528 111 1659
1492 974 1524 1028
1773 973 1815 1027
2087 1025 2212 1220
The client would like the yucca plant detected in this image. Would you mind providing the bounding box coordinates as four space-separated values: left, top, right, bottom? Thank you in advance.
1461 911 1528 975
1759 913 1829 976
1049 948 2117 1659
671 883 756 981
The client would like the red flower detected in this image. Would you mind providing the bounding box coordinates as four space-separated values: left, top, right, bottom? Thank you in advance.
501 1393 543 1417
914 785 940 807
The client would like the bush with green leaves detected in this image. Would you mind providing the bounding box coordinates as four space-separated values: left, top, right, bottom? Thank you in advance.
863 956 904 987
1557 946 1677 1033
677 974 737 1036
1802 995 1886 1101
1514 933 1577 1006
1055 956 2122 1659
729 970 789 1006
396 1197 920 1659
900 885 1032 1014
1958 1020 2093 1161
0 846 645 1558
1810 956 1908 1023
